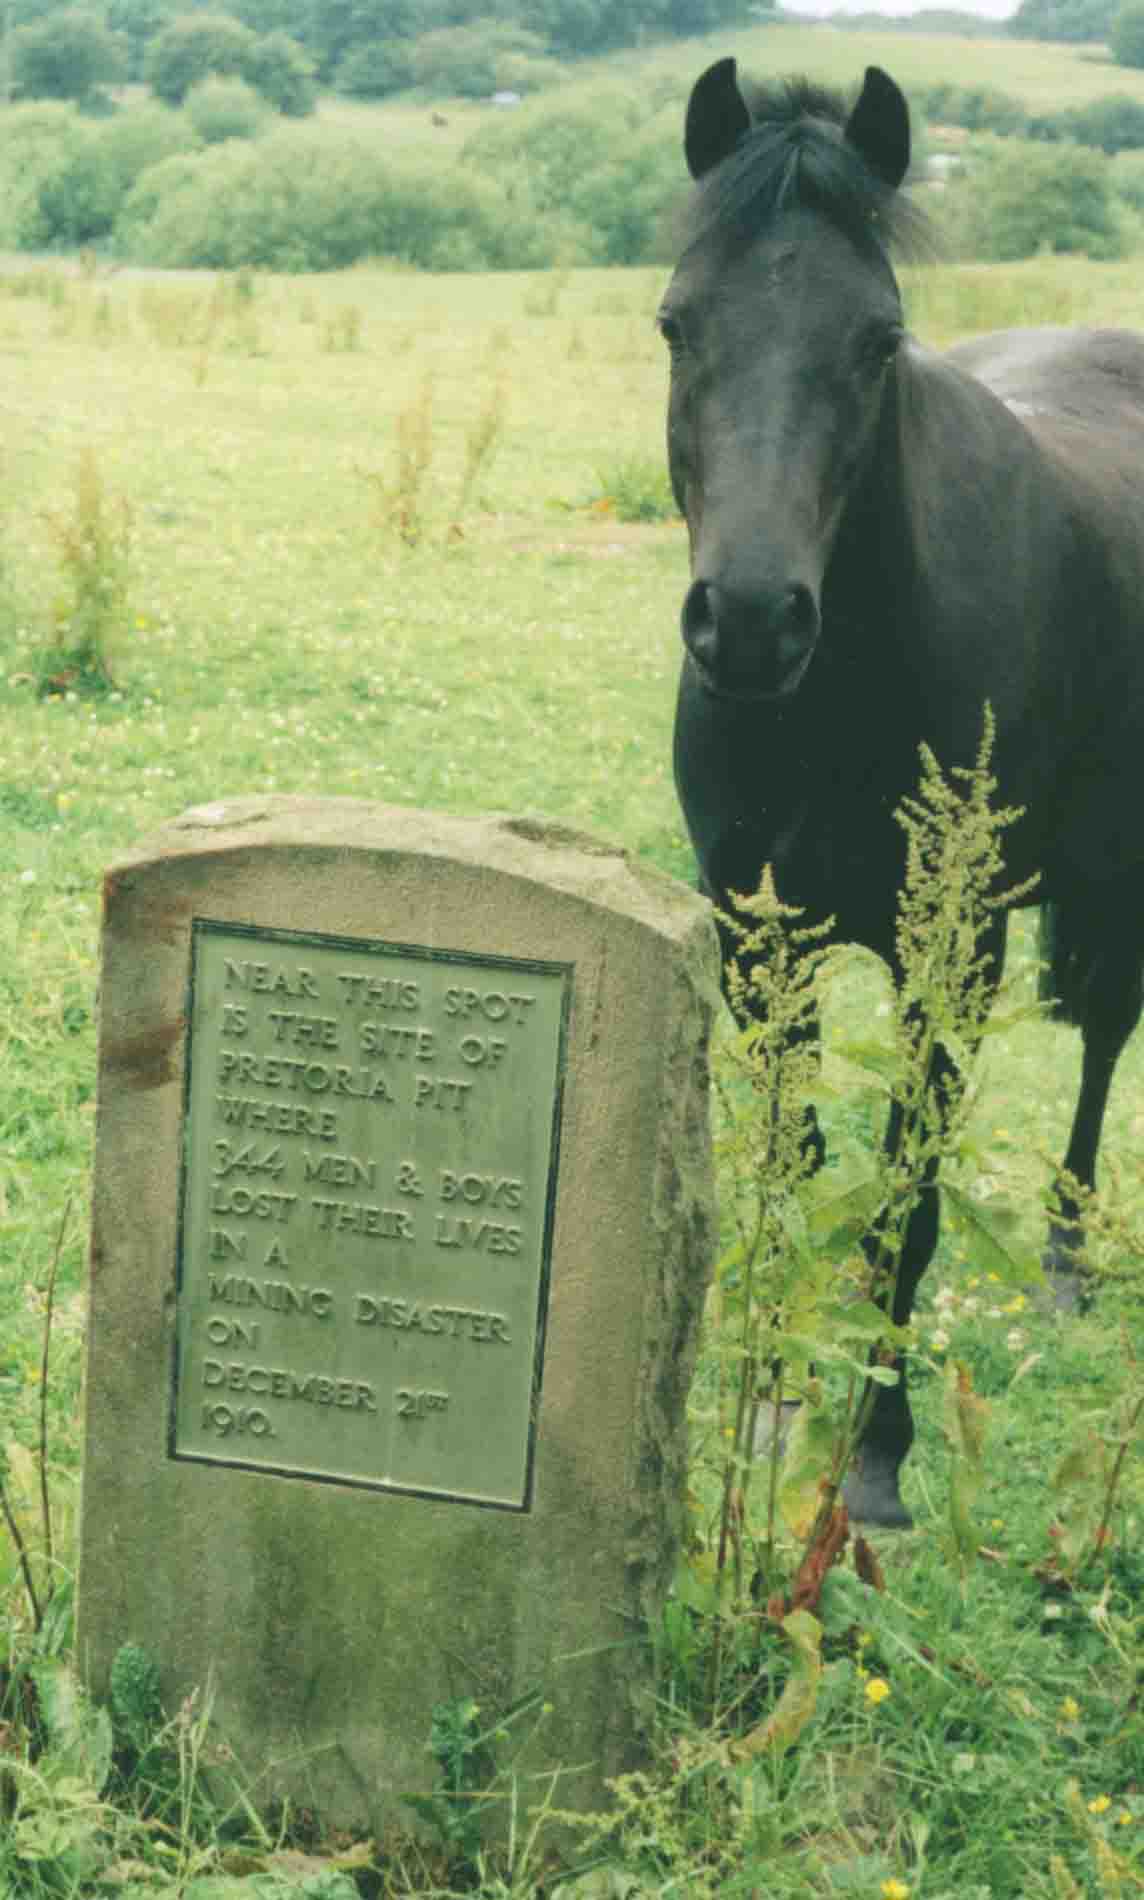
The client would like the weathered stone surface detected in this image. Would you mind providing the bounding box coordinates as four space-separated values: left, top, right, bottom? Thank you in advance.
79 797 718 1835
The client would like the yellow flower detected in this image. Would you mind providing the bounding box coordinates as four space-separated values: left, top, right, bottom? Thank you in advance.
1002 1293 1027 1314
1088 1794 1112 1815
865 1677 891 1706
1060 1696 1081 1721
881 1881 910 1900
1118 1811 1133 1827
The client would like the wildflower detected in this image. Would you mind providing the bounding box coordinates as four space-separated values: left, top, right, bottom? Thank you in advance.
881 1881 910 1900
865 1677 891 1706
1005 1328 1026 1352
931 1329 950 1352
1118 1811 1133 1826
1002 1293 1027 1315
1088 1794 1111 1815
1060 1696 1081 1721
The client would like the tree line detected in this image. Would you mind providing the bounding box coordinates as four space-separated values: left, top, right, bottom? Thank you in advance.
4 0 766 111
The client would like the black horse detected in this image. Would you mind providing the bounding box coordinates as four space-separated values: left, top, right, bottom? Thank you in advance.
665 58 1144 1525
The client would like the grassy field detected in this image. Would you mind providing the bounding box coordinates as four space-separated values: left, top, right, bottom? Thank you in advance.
0 251 1141 1896
609 15 1144 109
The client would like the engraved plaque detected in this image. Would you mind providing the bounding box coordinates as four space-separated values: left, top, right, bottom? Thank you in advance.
172 920 571 1508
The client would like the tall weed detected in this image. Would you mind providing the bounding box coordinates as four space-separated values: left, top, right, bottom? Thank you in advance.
683 718 1038 1723
39 450 132 696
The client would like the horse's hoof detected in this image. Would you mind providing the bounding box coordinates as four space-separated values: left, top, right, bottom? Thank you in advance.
1034 1227 1094 1314
844 1457 913 1530
1033 1257 1094 1315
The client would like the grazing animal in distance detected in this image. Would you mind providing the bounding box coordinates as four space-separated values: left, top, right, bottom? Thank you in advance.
663 56 1144 1524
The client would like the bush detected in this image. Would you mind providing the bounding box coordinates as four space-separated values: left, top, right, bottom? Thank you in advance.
10 9 126 103
34 101 196 244
185 73 266 142
940 137 1131 261
0 103 89 247
114 124 569 270
920 81 1028 136
1030 94 1144 151
144 12 255 105
568 119 679 263
1111 144 1144 205
464 89 679 263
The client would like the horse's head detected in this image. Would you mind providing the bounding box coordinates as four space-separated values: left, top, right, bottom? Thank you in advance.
662 60 917 702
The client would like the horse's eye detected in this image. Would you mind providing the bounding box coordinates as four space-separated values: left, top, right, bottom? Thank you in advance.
876 325 904 367
658 312 687 356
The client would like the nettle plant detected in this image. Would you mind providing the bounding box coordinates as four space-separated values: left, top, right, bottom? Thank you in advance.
680 718 1049 1738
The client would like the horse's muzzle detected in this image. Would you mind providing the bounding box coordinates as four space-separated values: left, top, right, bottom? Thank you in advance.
681 577 820 699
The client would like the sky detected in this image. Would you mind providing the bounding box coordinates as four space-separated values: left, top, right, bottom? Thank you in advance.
783 0 1016 18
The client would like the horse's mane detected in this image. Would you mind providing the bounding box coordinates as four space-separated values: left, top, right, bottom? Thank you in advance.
679 76 932 260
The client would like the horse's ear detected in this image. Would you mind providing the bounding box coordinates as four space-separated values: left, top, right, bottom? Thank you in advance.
845 66 910 189
685 57 751 180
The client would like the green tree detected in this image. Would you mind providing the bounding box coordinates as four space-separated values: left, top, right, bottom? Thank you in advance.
332 37 411 95
1112 0 1144 64
105 0 177 78
1010 0 1115 37
242 29 315 112
663 0 763 30
10 9 125 101
144 12 256 104
407 19 544 97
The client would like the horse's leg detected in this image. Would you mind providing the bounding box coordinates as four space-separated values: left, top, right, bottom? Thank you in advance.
846 915 1007 1528
842 1092 941 1529
1043 910 1144 1306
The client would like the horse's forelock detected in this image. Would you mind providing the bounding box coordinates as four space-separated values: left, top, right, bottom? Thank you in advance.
677 75 931 262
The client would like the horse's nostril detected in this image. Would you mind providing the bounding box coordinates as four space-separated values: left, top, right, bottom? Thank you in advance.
784 584 818 639
682 578 719 666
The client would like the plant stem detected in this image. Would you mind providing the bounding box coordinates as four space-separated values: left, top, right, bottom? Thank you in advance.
38 1195 70 1579
0 1478 42 1632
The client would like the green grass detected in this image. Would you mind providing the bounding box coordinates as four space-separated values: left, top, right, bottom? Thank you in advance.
0 254 1141 1897
663 18 1144 111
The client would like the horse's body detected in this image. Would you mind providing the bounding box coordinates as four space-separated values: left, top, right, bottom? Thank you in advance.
665 60 1144 1524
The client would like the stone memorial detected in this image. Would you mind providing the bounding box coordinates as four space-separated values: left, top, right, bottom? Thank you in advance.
78 796 718 1834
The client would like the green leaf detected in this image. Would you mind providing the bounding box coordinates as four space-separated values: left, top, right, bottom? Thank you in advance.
733 1610 823 1759
806 1177 883 1245
940 1182 1044 1285
778 1397 839 1538
831 1036 897 1084
671 1548 722 1618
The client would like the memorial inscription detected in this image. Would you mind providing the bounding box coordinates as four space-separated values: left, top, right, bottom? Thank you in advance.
173 918 571 1508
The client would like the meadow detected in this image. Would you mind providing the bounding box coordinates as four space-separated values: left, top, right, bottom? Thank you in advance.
0 247 1141 1896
